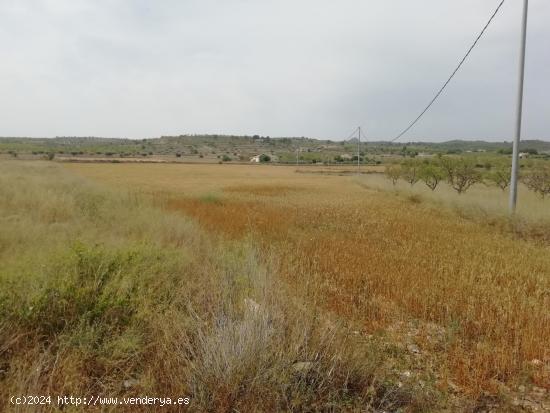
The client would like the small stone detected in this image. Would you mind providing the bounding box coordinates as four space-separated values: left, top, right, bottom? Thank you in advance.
123 379 138 389
532 386 547 396
407 344 421 355
292 362 314 373
519 398 542 412
400 371 412 380
243 298 261 316
448 381 460 394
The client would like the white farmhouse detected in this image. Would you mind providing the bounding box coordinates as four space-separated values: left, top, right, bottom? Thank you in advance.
250 154 276 163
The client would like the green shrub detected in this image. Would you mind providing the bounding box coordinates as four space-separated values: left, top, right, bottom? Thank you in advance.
200 193 223 205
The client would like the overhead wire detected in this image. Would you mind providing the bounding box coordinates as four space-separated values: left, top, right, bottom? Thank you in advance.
390 0 506 142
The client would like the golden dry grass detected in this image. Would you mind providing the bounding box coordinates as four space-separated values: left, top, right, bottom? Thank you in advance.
65 162 550 397
4 161 436 412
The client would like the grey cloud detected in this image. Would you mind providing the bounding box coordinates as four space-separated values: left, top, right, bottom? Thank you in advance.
0 0 548 141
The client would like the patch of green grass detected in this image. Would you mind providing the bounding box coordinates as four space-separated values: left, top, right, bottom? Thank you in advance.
199 193 223 205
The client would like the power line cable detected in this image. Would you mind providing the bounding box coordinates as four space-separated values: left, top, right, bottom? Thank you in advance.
390 0 506 142
344 127 359 141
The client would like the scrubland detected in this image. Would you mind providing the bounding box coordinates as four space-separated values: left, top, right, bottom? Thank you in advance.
1 161 549 411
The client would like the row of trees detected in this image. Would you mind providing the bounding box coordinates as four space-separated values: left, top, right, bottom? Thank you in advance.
384 157 550 198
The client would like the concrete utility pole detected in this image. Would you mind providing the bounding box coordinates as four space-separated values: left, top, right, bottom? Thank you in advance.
357 126 361 174
509 0 529 213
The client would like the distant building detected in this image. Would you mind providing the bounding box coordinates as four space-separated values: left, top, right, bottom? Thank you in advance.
250 154 276 163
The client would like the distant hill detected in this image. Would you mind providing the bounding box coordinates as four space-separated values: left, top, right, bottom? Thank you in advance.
365 139 550 152
1 135 549 162
412 140 550 152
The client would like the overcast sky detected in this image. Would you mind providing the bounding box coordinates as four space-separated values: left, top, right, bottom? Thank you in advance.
0 0 548 141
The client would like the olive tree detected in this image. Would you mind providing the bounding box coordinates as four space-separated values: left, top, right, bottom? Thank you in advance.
485 166 511 191
440 157 481 195
419 161 445 191
400 160 420 187
384 164 401 186
522 166 550 199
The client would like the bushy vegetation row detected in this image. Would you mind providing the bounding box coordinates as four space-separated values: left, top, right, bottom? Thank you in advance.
385 156 550 198
0 162 437 412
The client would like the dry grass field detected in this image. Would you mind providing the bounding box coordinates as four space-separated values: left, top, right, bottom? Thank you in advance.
65 163 550 401
2 160 549 411
1 161 440 412
361 172 550 229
